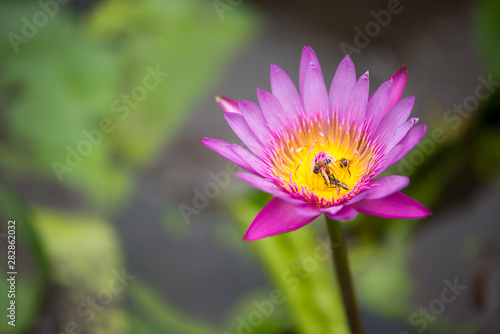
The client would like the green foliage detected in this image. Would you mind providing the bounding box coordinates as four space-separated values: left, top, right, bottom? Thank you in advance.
227 191 349 334
476 0 500 78
0 0 257 208
0 188 48 334
30 206 128 333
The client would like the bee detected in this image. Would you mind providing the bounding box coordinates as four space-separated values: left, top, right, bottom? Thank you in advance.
311 152 349 191
311 152 335 176
326 170 349 190
311 152 335 188
313 157 332 174
339 158 351 177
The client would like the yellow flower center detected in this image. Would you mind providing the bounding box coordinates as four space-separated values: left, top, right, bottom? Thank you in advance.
265 115 382 206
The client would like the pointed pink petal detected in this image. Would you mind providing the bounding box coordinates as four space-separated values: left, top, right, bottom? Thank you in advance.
201 138 256 174
329 55 357 120
321 205 344 217
294 203 324 218
365 175 409 199
346 191 369 205
350 192 431 219
381 145 404 172
299 45 322 98
257 88 288 129
224 112 263 156
243 197 320 241
236 172 304 205
381 117 419 154
303 66 329 119
232 146 268 176
383 125 427 170
216 96 240 114
347 71 369 124
270 64 302 117
383 65 408 116
374 96 415 139
201 138 266 176
365 79 392 132
239 100 272 146
327 206 357 221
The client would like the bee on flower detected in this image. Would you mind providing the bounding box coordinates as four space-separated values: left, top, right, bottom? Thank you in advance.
202 45 431 241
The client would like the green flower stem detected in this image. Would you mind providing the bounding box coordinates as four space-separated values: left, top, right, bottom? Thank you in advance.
325 215 365 334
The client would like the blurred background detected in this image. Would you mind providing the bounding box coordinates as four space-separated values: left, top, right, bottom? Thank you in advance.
0 0 499 333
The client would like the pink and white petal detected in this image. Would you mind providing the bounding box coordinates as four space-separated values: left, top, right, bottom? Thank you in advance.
270 64 303 117
384 125 427 170
294 203 323 218
299 45 322 98
243 197 319 241
374 96 415 139
383 65 408 116
237 172 305 205
365 79 392 132
347 71 370 125
329 55 357 120
381 117 419 155
346 191 369 205
201 138 260 175
350 192 431 219
239 100 272 146
224 112 264 156
236 172 276 194
303 67 329 119
257 88 288 129
216 96 241 114
365 175 409 199
327 206 357 221
321 205 344 217
231 145 268 176
380 145 404 173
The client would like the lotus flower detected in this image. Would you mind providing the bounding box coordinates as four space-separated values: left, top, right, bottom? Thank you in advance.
202 45 431 241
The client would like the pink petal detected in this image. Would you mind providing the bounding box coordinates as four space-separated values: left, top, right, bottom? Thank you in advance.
299 45 322 98
374 96 415 139
347 71 369 125
302 66 329 119
243 197 320 241
365 79 392 132
201 138 265 176
236 172 304 205
257 88 288 129
346 191 369 205
365 175 409 199
224 112 263 156
350 192 431 219
239 100 272 146
327 206 357 221
321 205 344 217
381 117 419 155
270 64 303 117
383 65 408 116
329 55 357 120
294 203 323 218
383 125 427 170
216 96 240 114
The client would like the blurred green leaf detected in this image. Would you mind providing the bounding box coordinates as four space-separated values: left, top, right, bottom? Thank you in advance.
0 0 258 209
228 192 349 334
31 206 128 333
0 187 48 334
86 0 258 165
476 0 500 78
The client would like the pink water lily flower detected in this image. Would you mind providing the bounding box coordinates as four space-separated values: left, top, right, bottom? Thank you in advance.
202 45 431 241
